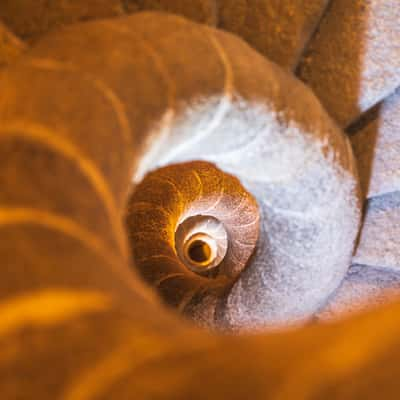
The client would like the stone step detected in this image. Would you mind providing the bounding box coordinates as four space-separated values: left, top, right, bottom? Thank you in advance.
218 0 330 70
0 22 25 67
316 264 400 321
297 0 400 127
351 88 400 199
353 191 400 270
0 1 217 42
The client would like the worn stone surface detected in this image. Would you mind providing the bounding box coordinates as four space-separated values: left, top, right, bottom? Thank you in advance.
0 8 400 400
132 0 218 25
0 0 126 41
353 191 400 269
316 265 400 321
0 22 25 67
218 0 329 70
0 0 217 42
298 0 400 127
0 10 360 338
351 87 400 198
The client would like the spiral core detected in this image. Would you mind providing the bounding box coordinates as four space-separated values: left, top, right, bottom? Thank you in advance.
127 161 260 325
175 215 228 274
187 237 214 265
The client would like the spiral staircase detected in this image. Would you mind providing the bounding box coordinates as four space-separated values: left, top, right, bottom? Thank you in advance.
0 1 399 398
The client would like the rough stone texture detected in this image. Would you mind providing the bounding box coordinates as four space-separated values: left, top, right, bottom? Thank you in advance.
222 167 360 331
0 10 360 339
351 87 400 198
131 0 218 26
0 9 400 400
0 0 217 42
0 0 125 41
0 22 25 67
316 265 400 321
353 191 400 269
159 38 361 329
218 0 329 70
298 0 400 127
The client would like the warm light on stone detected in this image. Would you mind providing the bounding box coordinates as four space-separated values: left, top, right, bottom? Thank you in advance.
175 215 228 274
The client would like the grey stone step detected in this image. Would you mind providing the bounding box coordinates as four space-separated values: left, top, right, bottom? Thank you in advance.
298 0 400 127
351 87 400 199
353 191 400 269
316 264 400 321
